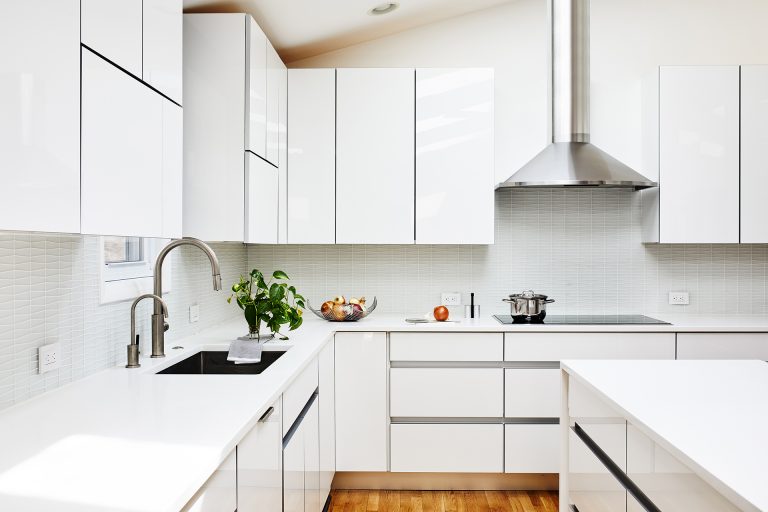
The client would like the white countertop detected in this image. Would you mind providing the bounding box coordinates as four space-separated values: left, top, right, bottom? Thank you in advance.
1 312 767 511
562 359 768 512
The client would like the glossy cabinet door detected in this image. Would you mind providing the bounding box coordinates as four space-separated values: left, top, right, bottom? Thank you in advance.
676 333 768 360
287 69 337 244
0 0 80 233
334 332 388 471
505 424 559 473
569 430 627 512
180 449 237 512
318 340 336 507
659 66 740 243
740 65 768 243
265 43 282 166
416 68 494 244
183 14 246 241
246 17 267 159
304 397 321 512
245 152 279 243
143 0 183 104
81 0 142 77
336 68 415 244
238 400 282 512
278 60 289 243
81 48 164 237
161 101 183 239
283 421 305 512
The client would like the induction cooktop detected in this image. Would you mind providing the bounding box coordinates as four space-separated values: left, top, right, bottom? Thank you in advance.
493 314 670 325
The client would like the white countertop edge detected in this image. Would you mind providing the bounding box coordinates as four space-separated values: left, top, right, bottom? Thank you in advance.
562 360 765 512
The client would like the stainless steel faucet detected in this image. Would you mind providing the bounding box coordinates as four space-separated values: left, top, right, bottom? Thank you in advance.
127 293 168 368
151 238 222 358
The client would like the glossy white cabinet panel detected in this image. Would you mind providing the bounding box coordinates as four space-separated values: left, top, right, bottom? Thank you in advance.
504 368 560 418
246 17 267 159
81 49 165 237
334 332 388 471
143 0 183 104
318 340 335 506
161 101 183 238
287 69 336 244
740 65 768 243
390 424 503 473
182 14 245 241
416 68 494 244
282 358 319 437
304 398 322 512
569 431 626 512
504 424 559 473
659 66 740 243
278 61 288 244
336 68 415 244
389 332 502 361
390 368 503 418
283 422 305 512
504 333 675 361
265 43 282 166
245 154 279 244
81 0 142 77
238 400 282 512
180 449 236 512
0 0 80 233
676 333 768 360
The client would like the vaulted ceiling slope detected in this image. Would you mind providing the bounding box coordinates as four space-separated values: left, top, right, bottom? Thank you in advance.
183 0 514 62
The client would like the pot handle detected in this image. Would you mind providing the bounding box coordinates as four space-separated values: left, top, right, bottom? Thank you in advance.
544 299 555 303
502 298 514 303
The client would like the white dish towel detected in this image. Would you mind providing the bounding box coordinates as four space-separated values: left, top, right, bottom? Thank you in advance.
227 339 263 364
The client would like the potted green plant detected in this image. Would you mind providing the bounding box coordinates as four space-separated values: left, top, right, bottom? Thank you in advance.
227 269 305 340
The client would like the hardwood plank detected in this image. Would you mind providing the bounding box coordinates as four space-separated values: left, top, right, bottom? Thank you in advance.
330 490 558 512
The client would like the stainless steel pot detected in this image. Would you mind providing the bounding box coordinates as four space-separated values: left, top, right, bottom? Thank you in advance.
503 290 555 321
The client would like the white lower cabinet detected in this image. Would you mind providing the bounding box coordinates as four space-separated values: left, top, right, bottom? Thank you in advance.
181 449 236 512
238 400 282 512
504 333 676 361
335 332 388 471
283 417 305 512
676 333 768 360
318 340 336 507
569 430 627 512
283 393 321 512
390 424 503 473
504 368 560 418
504 424 559 474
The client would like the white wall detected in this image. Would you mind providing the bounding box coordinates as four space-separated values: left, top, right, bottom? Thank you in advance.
292 0 768 179
290 0 549 185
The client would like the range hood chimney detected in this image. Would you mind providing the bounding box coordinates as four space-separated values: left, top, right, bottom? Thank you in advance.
498 0 657 190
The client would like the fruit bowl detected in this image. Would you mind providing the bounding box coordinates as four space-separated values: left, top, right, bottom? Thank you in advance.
309 296 377 322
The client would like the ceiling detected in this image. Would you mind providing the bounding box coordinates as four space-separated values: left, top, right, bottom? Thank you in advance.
183 0 514 63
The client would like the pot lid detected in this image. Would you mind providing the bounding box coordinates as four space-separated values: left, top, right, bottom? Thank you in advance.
508 290 549 300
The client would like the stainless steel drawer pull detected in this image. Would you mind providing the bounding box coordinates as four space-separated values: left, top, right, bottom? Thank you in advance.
259 406 275 422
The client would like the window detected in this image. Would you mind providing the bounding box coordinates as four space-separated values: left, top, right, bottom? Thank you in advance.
100 237 170 304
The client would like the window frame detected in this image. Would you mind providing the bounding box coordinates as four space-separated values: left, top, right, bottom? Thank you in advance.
99 237 171 304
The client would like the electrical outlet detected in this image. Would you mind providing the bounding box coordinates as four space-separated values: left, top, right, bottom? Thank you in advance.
668 292 690 305
189 303 200 323
440 292 462 306
38 343 61 374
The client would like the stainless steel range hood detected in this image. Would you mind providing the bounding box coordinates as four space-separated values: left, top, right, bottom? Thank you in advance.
498 0 657 190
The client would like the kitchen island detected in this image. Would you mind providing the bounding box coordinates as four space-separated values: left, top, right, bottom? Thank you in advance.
561 360 768 512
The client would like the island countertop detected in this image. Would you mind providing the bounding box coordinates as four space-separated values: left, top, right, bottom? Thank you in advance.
562 359 768 512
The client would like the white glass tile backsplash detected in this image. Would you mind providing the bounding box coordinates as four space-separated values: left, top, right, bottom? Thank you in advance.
0 234 245 412
249 189 768 317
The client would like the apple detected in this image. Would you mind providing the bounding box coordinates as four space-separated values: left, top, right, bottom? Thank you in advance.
433 305 449 321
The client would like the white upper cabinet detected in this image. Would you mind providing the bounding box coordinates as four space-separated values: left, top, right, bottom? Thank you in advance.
143 0 183 104
740 65 768 244
336 68 415 244
81 49 181 238
265 43 282 166
277 59 288 244
416 68 494 244
183 14 246 241
0 0 80 233
245 153 279 244
657 66 740 243
287 69 337 244
246 18 267 160
81 0 142 77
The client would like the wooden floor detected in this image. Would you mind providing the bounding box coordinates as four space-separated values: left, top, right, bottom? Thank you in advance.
328 490 559 512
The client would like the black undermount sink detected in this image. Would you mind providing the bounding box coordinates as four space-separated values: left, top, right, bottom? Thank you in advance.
157 350 286 375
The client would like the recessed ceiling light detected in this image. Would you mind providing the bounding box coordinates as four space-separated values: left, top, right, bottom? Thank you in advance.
368 2 399 16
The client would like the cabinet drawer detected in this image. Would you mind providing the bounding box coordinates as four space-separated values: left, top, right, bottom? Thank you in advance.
283 358 318 436
505 424 559 473
677 333 768 360
390 424 503 473
504 368 560 418
390 333 503 361
505 333 675 361
390 368 503 417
